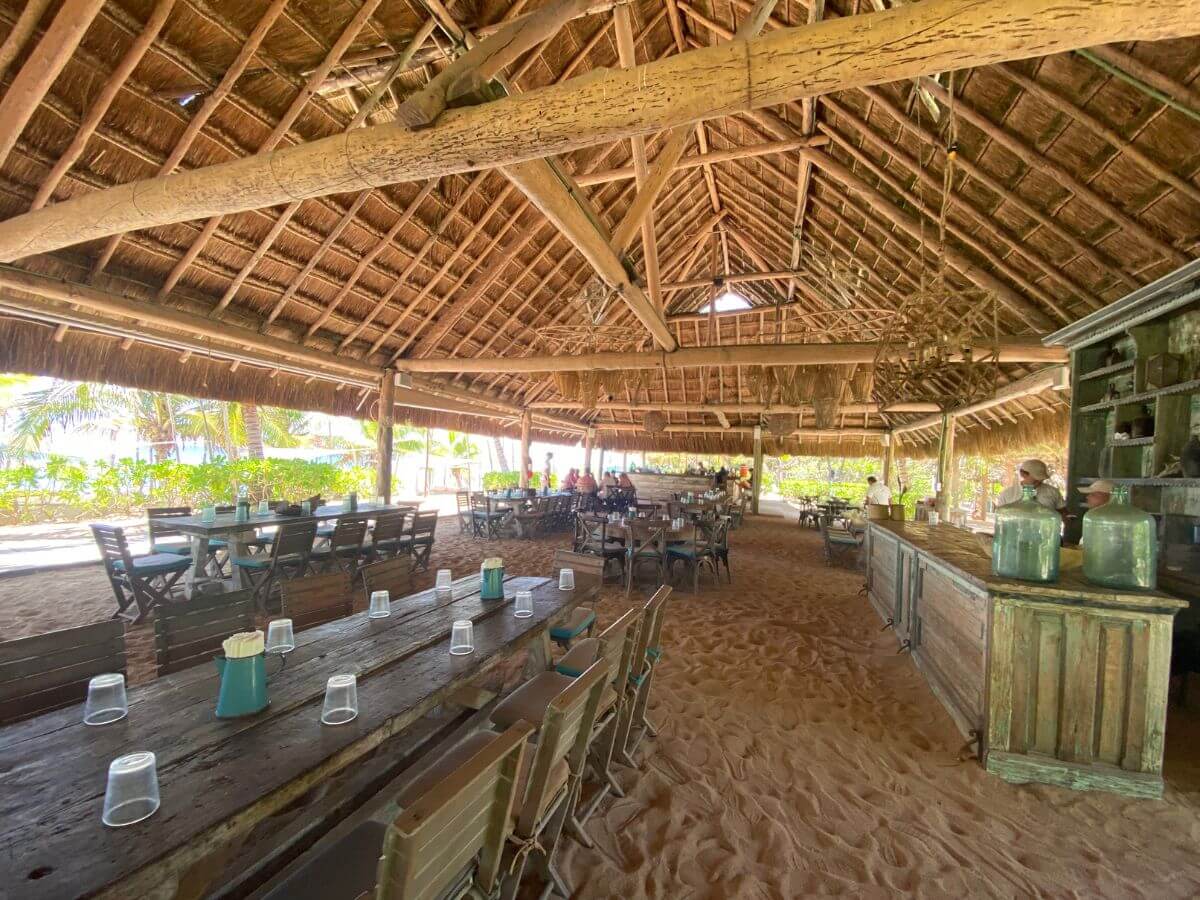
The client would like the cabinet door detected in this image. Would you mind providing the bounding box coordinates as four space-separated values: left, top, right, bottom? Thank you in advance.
896 547 915 641
868 530 899 626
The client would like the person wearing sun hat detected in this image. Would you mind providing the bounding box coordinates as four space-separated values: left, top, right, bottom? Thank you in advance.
1077 478 1114 509
996 458 1065 512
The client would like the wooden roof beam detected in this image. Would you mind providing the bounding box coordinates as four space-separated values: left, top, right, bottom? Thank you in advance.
7 0 1196 263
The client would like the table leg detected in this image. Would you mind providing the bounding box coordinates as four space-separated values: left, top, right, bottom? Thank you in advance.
523 630 553 679
184 535 210 595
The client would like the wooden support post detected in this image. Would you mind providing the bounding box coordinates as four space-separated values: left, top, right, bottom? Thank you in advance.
882 432 895 489
583 427 595 472
935 413 956 519
376 371 396 503
519 408 532 489
751 425 763 516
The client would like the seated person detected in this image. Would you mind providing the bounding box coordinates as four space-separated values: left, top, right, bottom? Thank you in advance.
577 469 598 495
618 471 634 490
562 467 579 492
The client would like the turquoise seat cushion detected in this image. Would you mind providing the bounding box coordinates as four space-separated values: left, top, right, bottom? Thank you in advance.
113 552 191 576
153 543 192 556
231 556 270 570
549 607 595 642
646 646 662 662
828 534 859 546
666 545 709 560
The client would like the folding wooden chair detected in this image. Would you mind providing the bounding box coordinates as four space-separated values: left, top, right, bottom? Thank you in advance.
280 571 354 632
471 494 506 539
145 506 192 555
547 549 603 650
153 589 255 677
308 515 369 577
0 620 126 725
360 555 413 607
491 661 608 900
554 607 643 843
397 510 438 572
364 510 408 560
455 490 473 534
259 722 533 900
232 520 316 611
820 515 862 567
91 523 191 622
615 586 672 767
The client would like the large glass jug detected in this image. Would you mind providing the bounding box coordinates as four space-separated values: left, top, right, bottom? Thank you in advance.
992 485 1060 582
1082 486 1157 590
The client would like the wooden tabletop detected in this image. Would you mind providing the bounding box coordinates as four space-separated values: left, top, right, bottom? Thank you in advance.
0 572 596 899
160 502 412 536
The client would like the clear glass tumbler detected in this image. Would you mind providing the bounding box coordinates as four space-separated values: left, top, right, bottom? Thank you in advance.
514 590 534 618
559 568 575 591
265 619 295 654
368 591 390 618
435 569 452 595
449 620 474 655
321 674 358 725
84 673 128 726
102 751 160 827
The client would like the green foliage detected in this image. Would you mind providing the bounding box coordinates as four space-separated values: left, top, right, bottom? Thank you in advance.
481 471 556 491
0 457 374 524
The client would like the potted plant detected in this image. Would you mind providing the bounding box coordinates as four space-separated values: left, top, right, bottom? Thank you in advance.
890 479 907 522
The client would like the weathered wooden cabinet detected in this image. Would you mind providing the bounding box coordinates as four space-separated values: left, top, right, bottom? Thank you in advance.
867 521 1186 798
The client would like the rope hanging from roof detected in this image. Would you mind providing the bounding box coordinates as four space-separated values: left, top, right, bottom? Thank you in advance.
870 72 1000 412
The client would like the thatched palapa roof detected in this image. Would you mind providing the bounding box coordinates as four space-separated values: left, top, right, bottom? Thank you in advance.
0 0 1196 457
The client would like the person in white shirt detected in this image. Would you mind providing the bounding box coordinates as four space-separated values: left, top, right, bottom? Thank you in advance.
865 475 892 506
996 458 1065 512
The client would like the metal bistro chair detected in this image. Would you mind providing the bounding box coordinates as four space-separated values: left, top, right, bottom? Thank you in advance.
396 510 438 572
0 620 126 725
154 589 255 677
260 722 533 900
308 515 369 578
232 520 316 611
91 523 191 622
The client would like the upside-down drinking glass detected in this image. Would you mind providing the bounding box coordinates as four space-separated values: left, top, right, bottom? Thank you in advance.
102 751 160 827
514 590 533 618
449 620 474 655
84 673 127 726
321 674 358 725
265 618 295 654
368 591 390 618
559 568 575 591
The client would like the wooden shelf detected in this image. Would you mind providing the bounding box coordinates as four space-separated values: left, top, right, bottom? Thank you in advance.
1078 476 1200 488
1079 359 1135 381
1107 436 1155 448
1078 377 1200 413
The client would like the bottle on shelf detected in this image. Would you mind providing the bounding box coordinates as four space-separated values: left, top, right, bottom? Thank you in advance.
991 485 1061 583
1082 485 1157 590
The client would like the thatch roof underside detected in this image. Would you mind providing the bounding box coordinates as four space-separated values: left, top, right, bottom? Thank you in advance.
0 0 1196 458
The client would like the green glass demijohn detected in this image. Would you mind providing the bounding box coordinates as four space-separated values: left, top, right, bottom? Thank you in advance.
991 485 1060 583
1082 485 1157 590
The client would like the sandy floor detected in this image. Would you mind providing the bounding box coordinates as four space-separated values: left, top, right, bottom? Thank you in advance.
3 517 1200 896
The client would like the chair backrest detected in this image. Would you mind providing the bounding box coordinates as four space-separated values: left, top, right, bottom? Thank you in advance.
627 521 665 557
361 555 414 604
280 572 354 631
272 520 318 560
631 586 672 680
552 548 605 580
90 523 136 577
154 589 255 676
516 660 607 836
146 506 191 549
410 510 438 540
0 620 126 724
456 491 471 515
595 607 642 692
375 721 532 900
370 511 409 545
470 493 490 513
329 515 369 551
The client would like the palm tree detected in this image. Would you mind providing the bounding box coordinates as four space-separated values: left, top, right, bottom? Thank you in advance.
243 404 265 459
177 400 309 459
4 381 187 461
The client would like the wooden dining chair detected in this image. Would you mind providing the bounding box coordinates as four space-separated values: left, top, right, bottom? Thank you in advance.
91 523 192 622
615 585 673 767
547 549 603 650
280 571 354 632
233 519 317 611
553 607 643 842
308 515 369 577
665 519 720 593
145 506 192 555
624 521 667 596
493 660 608 900
364 510 408 560
455 490 473 534
397 510 438 572
470 493 506 539
819 515 862 567
0 620 126 725
360 555 413 608
153 589 255 677
259 722 533 900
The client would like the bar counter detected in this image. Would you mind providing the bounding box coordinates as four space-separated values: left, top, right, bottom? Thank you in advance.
867 520 1187 798
626 472 714 503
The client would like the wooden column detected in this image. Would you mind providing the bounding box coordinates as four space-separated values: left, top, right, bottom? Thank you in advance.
882 432 895 488
583 427 595 472
375 371 396 503
751 424 763 515
519 408 532 489
935 413 957 519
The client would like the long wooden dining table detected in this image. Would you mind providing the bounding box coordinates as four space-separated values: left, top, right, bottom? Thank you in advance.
164 501 413 593
0 571 598 899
